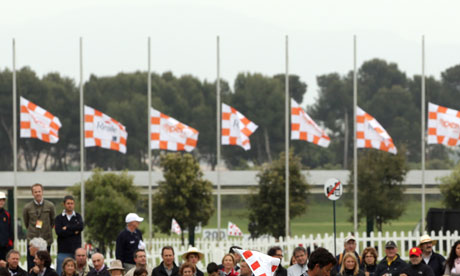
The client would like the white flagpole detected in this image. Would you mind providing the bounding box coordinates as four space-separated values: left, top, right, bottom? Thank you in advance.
353 35 358 234
12 39 18 246
216 36 222 239
147 37 153 242
421 35 426 232
285 35 290 237
79 37 85 233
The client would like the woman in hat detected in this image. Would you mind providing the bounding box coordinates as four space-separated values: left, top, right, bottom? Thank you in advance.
108 260 125 276
219 254 239 276
444 240 460 276
182 248 204 276
361 247 377 276
338 252 364 276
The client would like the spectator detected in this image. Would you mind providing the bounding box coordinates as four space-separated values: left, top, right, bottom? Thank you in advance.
23 183 56 271
361 247 377 276
229 247 242 272
75 248 93 276
0 192 13 261
418 235 445 276
133 268 148 276
179 263 195 276
182 248 204 276
288 247 308 276
375 241 408 276
152 246 179 276
336 235 362 274
108 260 124 276
116 213 144 270
2 249 27 276
443 240 460 276
87 253 110 276
125 250 151 276
62 258 78 276
238 261 252 276
338 253 364 276
220 254 239 276
207 263 224 276
289 255 296 266
301 247 337 276
400 247 434 276
29 237 48 271
29 250 58 276
55 195 84 276
267 246 287 276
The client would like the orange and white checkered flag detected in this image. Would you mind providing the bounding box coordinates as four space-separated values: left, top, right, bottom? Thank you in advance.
222 103 258 151
150 107 199 152
171 218 182 235
428 102 460 146
291 99 330 147
20 97 62 143
357 106 397 154
84 106 127 154
234 249 280 276
228 221 243 237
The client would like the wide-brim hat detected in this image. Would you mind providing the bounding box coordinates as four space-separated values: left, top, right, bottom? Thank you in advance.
182 247 204 261
419 234 437 247
108 260 124 272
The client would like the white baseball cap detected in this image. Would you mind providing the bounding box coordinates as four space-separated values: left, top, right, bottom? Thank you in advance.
125 213 144 223
0 192 6 199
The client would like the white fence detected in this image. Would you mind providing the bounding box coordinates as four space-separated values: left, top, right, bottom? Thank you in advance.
17 230 460 269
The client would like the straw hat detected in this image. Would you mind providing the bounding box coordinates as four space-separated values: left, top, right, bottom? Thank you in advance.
108 260 124 272
419 234 437 247
182 247 204 261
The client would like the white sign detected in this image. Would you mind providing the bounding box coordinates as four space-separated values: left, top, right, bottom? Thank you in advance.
324 178 342 201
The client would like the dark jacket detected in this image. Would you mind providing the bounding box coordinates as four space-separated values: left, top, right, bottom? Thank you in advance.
29 267 59 276
115 228 143 264
275 264 287 276
422 252 446 276
23 199 56 245
152 262 179 276
401 262 434 276
55 212 84 254
196 269 204 276
7 265 27 276
375 255 409 276
87 266 110 276
0 208 13 248
338 269 365 276
361 264 377 276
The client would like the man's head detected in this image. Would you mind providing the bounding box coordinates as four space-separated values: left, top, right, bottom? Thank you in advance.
63 195 75 213
31 183 43 202
268 246 283 261
29 238 47 257
229 246 242 263
91 253 105 271
182 247 203 266
419 235 436 255
293 247 308 266
34 251 52 268
75 248 88 267
125 213 143 230
133 250 147 267
385 241 398 259
344 235 357 253
0 192 6 209
307 248 337 276
240 260 252 276
161 246 175 267
408 247 423 265
206 262 220 276
6 250 20 269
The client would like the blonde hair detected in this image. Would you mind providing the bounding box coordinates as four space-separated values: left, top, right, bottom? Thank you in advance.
222 253 236 265
340 252 359 276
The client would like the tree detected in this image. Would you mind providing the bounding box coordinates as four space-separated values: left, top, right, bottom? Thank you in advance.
69 169 139 254
248 150 310 238
346 148 408 233
439 164 460 209
152 153 214 245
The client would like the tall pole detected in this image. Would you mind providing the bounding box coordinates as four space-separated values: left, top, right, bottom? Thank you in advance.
147 37 153 242
216 36 221 239
79 37 85 231
285 35 290 238
353 35 358 234
421 35 426 233
12 39 18 247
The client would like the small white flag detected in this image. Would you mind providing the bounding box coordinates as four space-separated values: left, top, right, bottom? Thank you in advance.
228 221 243 236
234 249 280 276
171 218 182 235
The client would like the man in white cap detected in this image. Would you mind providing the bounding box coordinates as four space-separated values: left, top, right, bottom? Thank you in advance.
419 234 445 276
335 234 361 273
182 247 204 276
116 213 144 271
0 192 13 261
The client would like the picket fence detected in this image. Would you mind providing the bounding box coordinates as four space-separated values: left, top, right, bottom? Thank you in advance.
17 230 460 270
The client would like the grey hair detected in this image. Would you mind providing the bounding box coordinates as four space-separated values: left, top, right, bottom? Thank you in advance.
30 237 47 251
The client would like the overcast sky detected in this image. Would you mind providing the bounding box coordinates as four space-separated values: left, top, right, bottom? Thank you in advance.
1 0 460 106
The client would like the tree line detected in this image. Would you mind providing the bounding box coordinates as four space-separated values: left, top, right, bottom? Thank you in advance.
1 58 460 172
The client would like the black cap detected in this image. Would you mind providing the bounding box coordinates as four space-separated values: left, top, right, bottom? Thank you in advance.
385 241 397 248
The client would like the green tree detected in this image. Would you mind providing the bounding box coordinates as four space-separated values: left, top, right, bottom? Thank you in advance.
440 164 460 209
248 150 310 238
152 153 214 245
69 169 139 253
346 148 408 233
